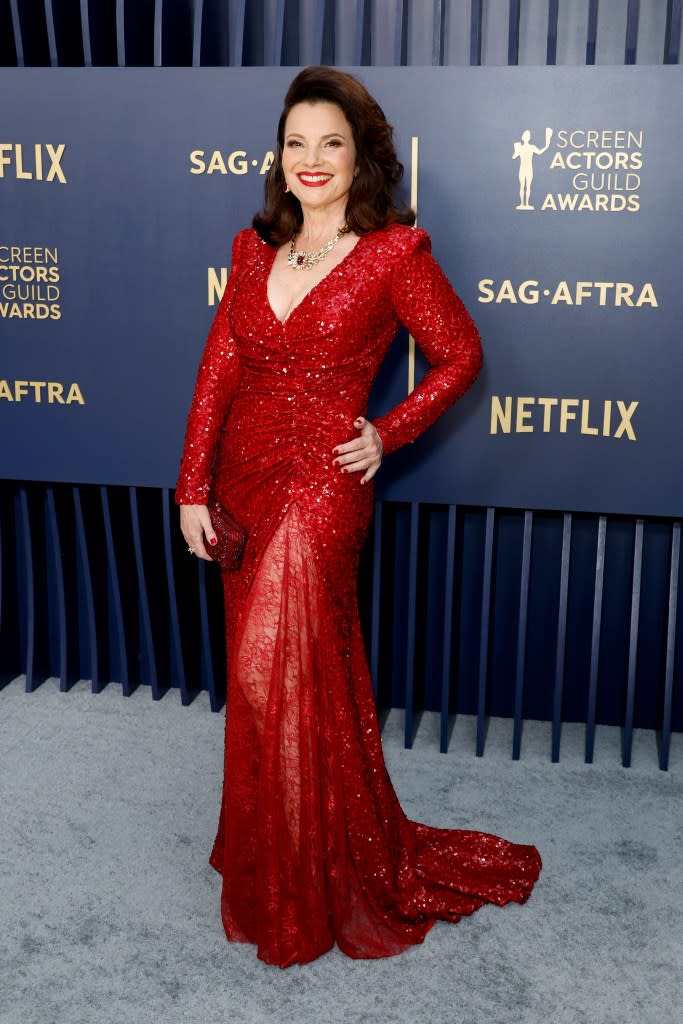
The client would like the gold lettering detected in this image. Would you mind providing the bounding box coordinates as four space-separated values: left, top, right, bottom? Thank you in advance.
490 396 512 434
602 400 612 436
559 398 579 432
551 282 573 305
208 267 228 306
580 400 599 436
189 150 206 174
537 398 558 432
207 150 228 175
614 283 635 307
45 144 66 184
516 397 535 432
15 144 32 180
66 383 85 405
614 400 638 441
636 283 658 308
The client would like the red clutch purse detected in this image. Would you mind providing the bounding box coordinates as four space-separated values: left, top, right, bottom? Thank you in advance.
207 496 247 571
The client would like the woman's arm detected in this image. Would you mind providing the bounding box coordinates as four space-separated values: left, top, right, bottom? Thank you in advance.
372 236 482 456
175 231 245 505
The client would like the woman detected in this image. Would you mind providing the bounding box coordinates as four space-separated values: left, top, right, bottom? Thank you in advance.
177 66 541 968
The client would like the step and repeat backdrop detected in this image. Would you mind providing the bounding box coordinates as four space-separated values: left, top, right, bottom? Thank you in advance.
2 66 681 516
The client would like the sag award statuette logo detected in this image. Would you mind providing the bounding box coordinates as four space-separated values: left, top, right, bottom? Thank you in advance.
512 129 553 210
511 128 643 213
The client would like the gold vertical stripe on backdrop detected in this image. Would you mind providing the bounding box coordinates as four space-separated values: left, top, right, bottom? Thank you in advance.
408 136 419 394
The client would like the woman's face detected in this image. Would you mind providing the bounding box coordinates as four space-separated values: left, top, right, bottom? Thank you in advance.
282 101 357 216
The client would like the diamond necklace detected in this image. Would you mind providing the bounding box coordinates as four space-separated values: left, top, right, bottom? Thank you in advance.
287 224 350 271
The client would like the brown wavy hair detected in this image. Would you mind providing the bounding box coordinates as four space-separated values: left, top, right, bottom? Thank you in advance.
253 66 415 246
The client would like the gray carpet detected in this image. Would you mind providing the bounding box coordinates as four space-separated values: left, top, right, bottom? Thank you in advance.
1 676 681 1024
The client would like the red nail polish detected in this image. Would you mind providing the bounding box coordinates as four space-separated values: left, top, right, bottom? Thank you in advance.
210 537 217 546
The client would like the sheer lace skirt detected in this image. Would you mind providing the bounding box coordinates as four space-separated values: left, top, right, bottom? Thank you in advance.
209 504 542 968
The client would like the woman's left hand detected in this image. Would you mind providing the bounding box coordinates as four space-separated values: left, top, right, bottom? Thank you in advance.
332 417 383 485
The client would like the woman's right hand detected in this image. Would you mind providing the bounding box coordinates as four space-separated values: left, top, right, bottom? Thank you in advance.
179 504 217 562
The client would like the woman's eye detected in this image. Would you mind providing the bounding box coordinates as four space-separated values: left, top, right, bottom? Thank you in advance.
326 139 342 147
286 140 302 147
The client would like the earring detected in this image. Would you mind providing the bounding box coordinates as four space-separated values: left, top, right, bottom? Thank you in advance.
283 183 290 193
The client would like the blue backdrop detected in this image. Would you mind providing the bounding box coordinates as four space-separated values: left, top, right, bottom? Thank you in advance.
2 66 681 516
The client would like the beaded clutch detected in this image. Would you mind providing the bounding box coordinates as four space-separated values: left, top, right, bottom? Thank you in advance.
207 497 247 571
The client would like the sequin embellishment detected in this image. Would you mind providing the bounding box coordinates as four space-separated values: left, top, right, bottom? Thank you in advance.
176 224 541 967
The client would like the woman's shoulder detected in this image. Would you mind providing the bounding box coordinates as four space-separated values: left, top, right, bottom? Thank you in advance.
366 222 431 260
229 227 273 267
232 226 266 253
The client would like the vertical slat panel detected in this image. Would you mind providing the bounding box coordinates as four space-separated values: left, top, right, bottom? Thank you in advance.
80 0 92 65
403 502 420 748
9 0 25 65
43 0 58 64
585 515 607 763
624 0 640 63
659 521 680 771
162 488 189 702
517 0 550 65
432 0 445 64
512 510 533 760
476 507 495 756
45 488 68 688
586 0 598 63
546 0 559 63
634 0 668 63
508 0 521 64
331 0 362 63
129 488 160 696
439 505 457 753
153 0 162 65
100 487 129 691
262 0 286 66
370 502 383 702
192 0 203 66
664 0 682 62
372 0 402 65
470 0 482 64
313 0 327 63
229 0 246 66
407 0 436 65
551 512 572 762
442 0 471 64
622 518 644 767
480 0 509 64
197 559 220 710
555 0 591 64
298 0 325 64
73 486 100 692
16 488 35 691
0 494 4 644
116 0 125 65
594 0 630 64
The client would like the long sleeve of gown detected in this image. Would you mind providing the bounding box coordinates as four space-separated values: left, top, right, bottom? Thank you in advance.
372 236 482 456
175 232 244 504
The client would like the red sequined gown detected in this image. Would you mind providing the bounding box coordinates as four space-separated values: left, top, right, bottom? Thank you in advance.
176 223 541 967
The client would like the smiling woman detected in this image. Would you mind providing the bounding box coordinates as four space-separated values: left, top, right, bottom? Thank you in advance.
175 65 539 968
267 103 359 320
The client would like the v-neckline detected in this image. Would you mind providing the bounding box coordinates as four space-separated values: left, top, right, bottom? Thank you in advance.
264 232 365 326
